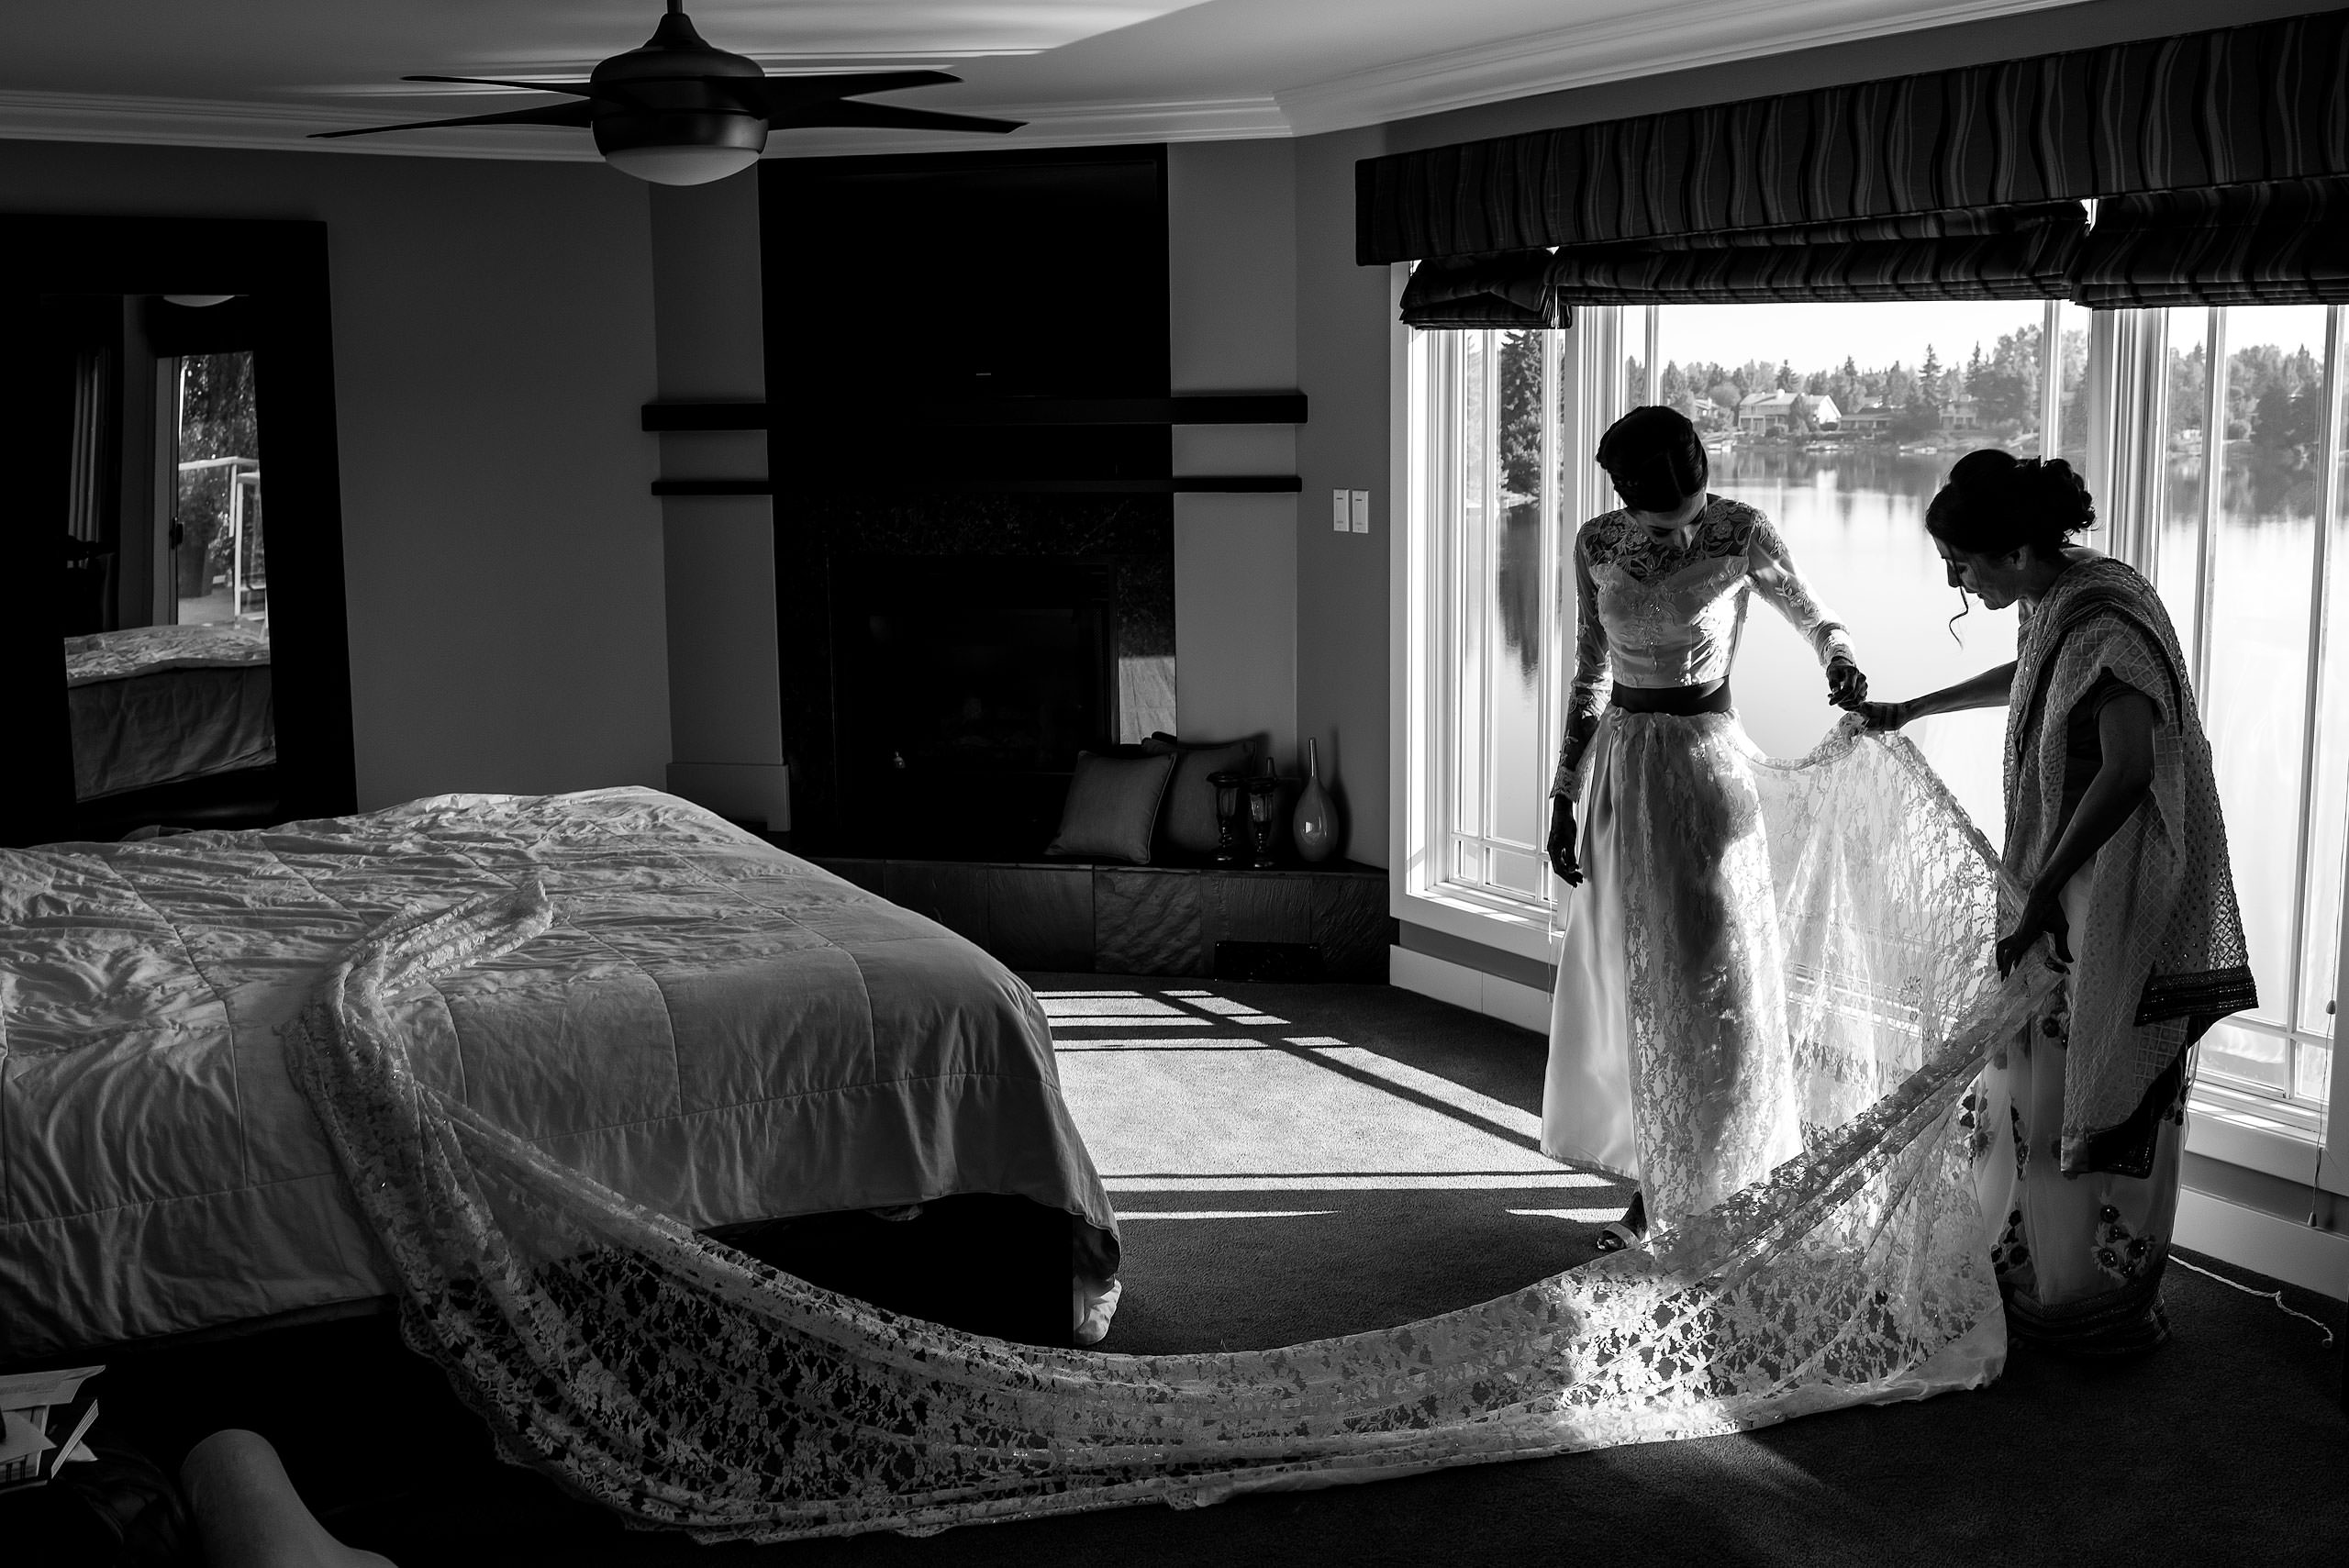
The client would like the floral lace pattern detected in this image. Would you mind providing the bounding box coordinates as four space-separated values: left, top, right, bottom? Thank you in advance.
1555 500 1854 800
289 727 2051 1544
1598 710 1801 1223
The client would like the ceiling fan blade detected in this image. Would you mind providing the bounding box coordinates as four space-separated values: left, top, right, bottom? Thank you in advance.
776 99 1024 135
401 74 596 97
753 69 962 113
312 100 597 139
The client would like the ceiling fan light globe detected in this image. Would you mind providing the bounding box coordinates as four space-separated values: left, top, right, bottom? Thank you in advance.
602 143 762 186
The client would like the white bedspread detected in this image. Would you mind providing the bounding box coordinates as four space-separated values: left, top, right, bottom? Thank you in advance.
0 788 1119 1358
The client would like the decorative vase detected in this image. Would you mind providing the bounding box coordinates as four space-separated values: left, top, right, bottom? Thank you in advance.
1293 739 1336 863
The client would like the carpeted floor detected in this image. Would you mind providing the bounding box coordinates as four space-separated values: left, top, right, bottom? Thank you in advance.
84 976 2349 1566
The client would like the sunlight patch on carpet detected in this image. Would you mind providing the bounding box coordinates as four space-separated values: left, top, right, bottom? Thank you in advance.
1052 990 1582 1195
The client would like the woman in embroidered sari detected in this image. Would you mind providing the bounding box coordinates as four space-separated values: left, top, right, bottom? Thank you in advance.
1543 406 1868 1247
1865 450 2254 1354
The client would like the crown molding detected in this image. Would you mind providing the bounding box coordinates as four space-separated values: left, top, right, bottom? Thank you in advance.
762 96 1289 157
0 85 1285 163
1275 0 2075 135
0 88 600 161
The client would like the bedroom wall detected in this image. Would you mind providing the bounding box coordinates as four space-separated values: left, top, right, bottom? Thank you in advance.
0 139 669 812
1161 132 1396 871
645 175 788 828
1166 139 1299 773
1293 123 1395 871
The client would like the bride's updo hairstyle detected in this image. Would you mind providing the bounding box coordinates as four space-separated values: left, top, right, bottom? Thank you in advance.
1598 406 1709 513
1925 449 2096 560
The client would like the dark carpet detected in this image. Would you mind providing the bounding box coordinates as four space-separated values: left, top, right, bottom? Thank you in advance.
83 977 2349 1566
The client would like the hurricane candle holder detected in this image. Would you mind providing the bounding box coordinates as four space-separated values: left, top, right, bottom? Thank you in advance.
1243 775 1281 869
1208 770 1245 865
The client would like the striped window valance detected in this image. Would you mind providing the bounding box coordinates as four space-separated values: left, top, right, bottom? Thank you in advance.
1398 203 2086 328
1360 9 2349 276
2075 177 2349 306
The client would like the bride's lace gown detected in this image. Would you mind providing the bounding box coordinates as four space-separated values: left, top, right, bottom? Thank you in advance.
1547 499 1857 1226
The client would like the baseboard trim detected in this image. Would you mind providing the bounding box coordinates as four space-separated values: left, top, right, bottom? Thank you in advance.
2175 1187 2349 1298
1389 946 1550 1036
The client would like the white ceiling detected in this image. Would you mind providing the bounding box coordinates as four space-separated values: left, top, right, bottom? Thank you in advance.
0 0 2085 160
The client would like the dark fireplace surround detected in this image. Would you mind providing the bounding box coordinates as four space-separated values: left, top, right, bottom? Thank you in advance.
762 147 1179 862
780 495 1174 860
755 150 1387 982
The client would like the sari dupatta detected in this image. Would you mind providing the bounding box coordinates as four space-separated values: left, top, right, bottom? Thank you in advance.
2003 557 2255 1174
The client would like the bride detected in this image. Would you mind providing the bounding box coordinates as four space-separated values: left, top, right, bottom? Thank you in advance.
1544 406 1869 1245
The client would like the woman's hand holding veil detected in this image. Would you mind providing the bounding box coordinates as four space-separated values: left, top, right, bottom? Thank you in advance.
1854 699 1915 731
1548 799 1582 887
1826 656 1869 709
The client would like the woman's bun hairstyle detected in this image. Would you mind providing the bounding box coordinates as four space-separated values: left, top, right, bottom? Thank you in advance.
1598 406 1709 514
1925 448 2095 558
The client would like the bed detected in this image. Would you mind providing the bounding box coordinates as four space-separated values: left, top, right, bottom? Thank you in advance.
0 787 1121 1361
61 623 276 801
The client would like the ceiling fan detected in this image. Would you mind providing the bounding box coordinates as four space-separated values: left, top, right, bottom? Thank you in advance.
314 0 1023 186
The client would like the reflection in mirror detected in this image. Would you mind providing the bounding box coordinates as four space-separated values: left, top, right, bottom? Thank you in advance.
57 296 277 837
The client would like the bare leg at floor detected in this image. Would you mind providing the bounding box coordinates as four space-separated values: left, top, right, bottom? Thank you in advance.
180 1429 396 1568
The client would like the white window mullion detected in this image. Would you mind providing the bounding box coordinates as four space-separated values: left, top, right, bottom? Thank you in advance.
1538 325 1564 888
2288 305 2343 1043
2193 309 2227 703
2040 298 2065 457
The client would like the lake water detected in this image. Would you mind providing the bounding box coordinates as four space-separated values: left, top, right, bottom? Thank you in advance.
1702 446 2016 847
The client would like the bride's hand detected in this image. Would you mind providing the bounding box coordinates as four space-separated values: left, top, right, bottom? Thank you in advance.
1856 699 1916 732
1548 800 1582 887
1826 657 1868 709
1996 889 2074 978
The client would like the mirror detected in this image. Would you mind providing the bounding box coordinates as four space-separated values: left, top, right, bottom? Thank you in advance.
54 296 278 836
0 217 353 847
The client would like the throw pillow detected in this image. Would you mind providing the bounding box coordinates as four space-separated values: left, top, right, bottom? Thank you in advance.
1045 751 1177 863
1158 740 1252 855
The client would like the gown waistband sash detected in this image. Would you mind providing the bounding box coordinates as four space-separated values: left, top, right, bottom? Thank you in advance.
1610 680 1733 717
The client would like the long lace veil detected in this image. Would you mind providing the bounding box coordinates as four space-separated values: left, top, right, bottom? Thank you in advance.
289 722 2057 1542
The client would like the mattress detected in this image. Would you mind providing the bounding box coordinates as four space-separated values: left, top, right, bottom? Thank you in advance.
62 624 275 800
0 788 1119 1359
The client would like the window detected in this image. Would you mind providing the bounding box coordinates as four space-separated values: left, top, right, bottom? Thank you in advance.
2126 306 2345 1116
1401 295 2346 1133
171 350 266 628
1405 327 1566 929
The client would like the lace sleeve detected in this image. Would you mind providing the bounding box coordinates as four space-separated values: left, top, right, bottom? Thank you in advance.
1746 516 1855 667
1553 529 1609 801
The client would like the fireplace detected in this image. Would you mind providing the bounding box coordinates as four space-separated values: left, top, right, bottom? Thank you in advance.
830 554 1119 858
763 147 1176 858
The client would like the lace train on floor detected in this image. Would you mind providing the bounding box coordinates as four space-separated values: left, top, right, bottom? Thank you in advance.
289 722 2054 1542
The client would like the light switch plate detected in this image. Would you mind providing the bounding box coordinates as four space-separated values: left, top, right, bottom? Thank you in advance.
1332 489 1351 531
1350 489 1372 533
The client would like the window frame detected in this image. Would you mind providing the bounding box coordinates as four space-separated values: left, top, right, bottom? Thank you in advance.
1391 286 2348 1189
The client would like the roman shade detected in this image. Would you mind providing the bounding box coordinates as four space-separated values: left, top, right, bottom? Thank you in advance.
1397 251 1568 328
1361 10 2349 265
1398 203 2087 325
2073 177 2349 307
